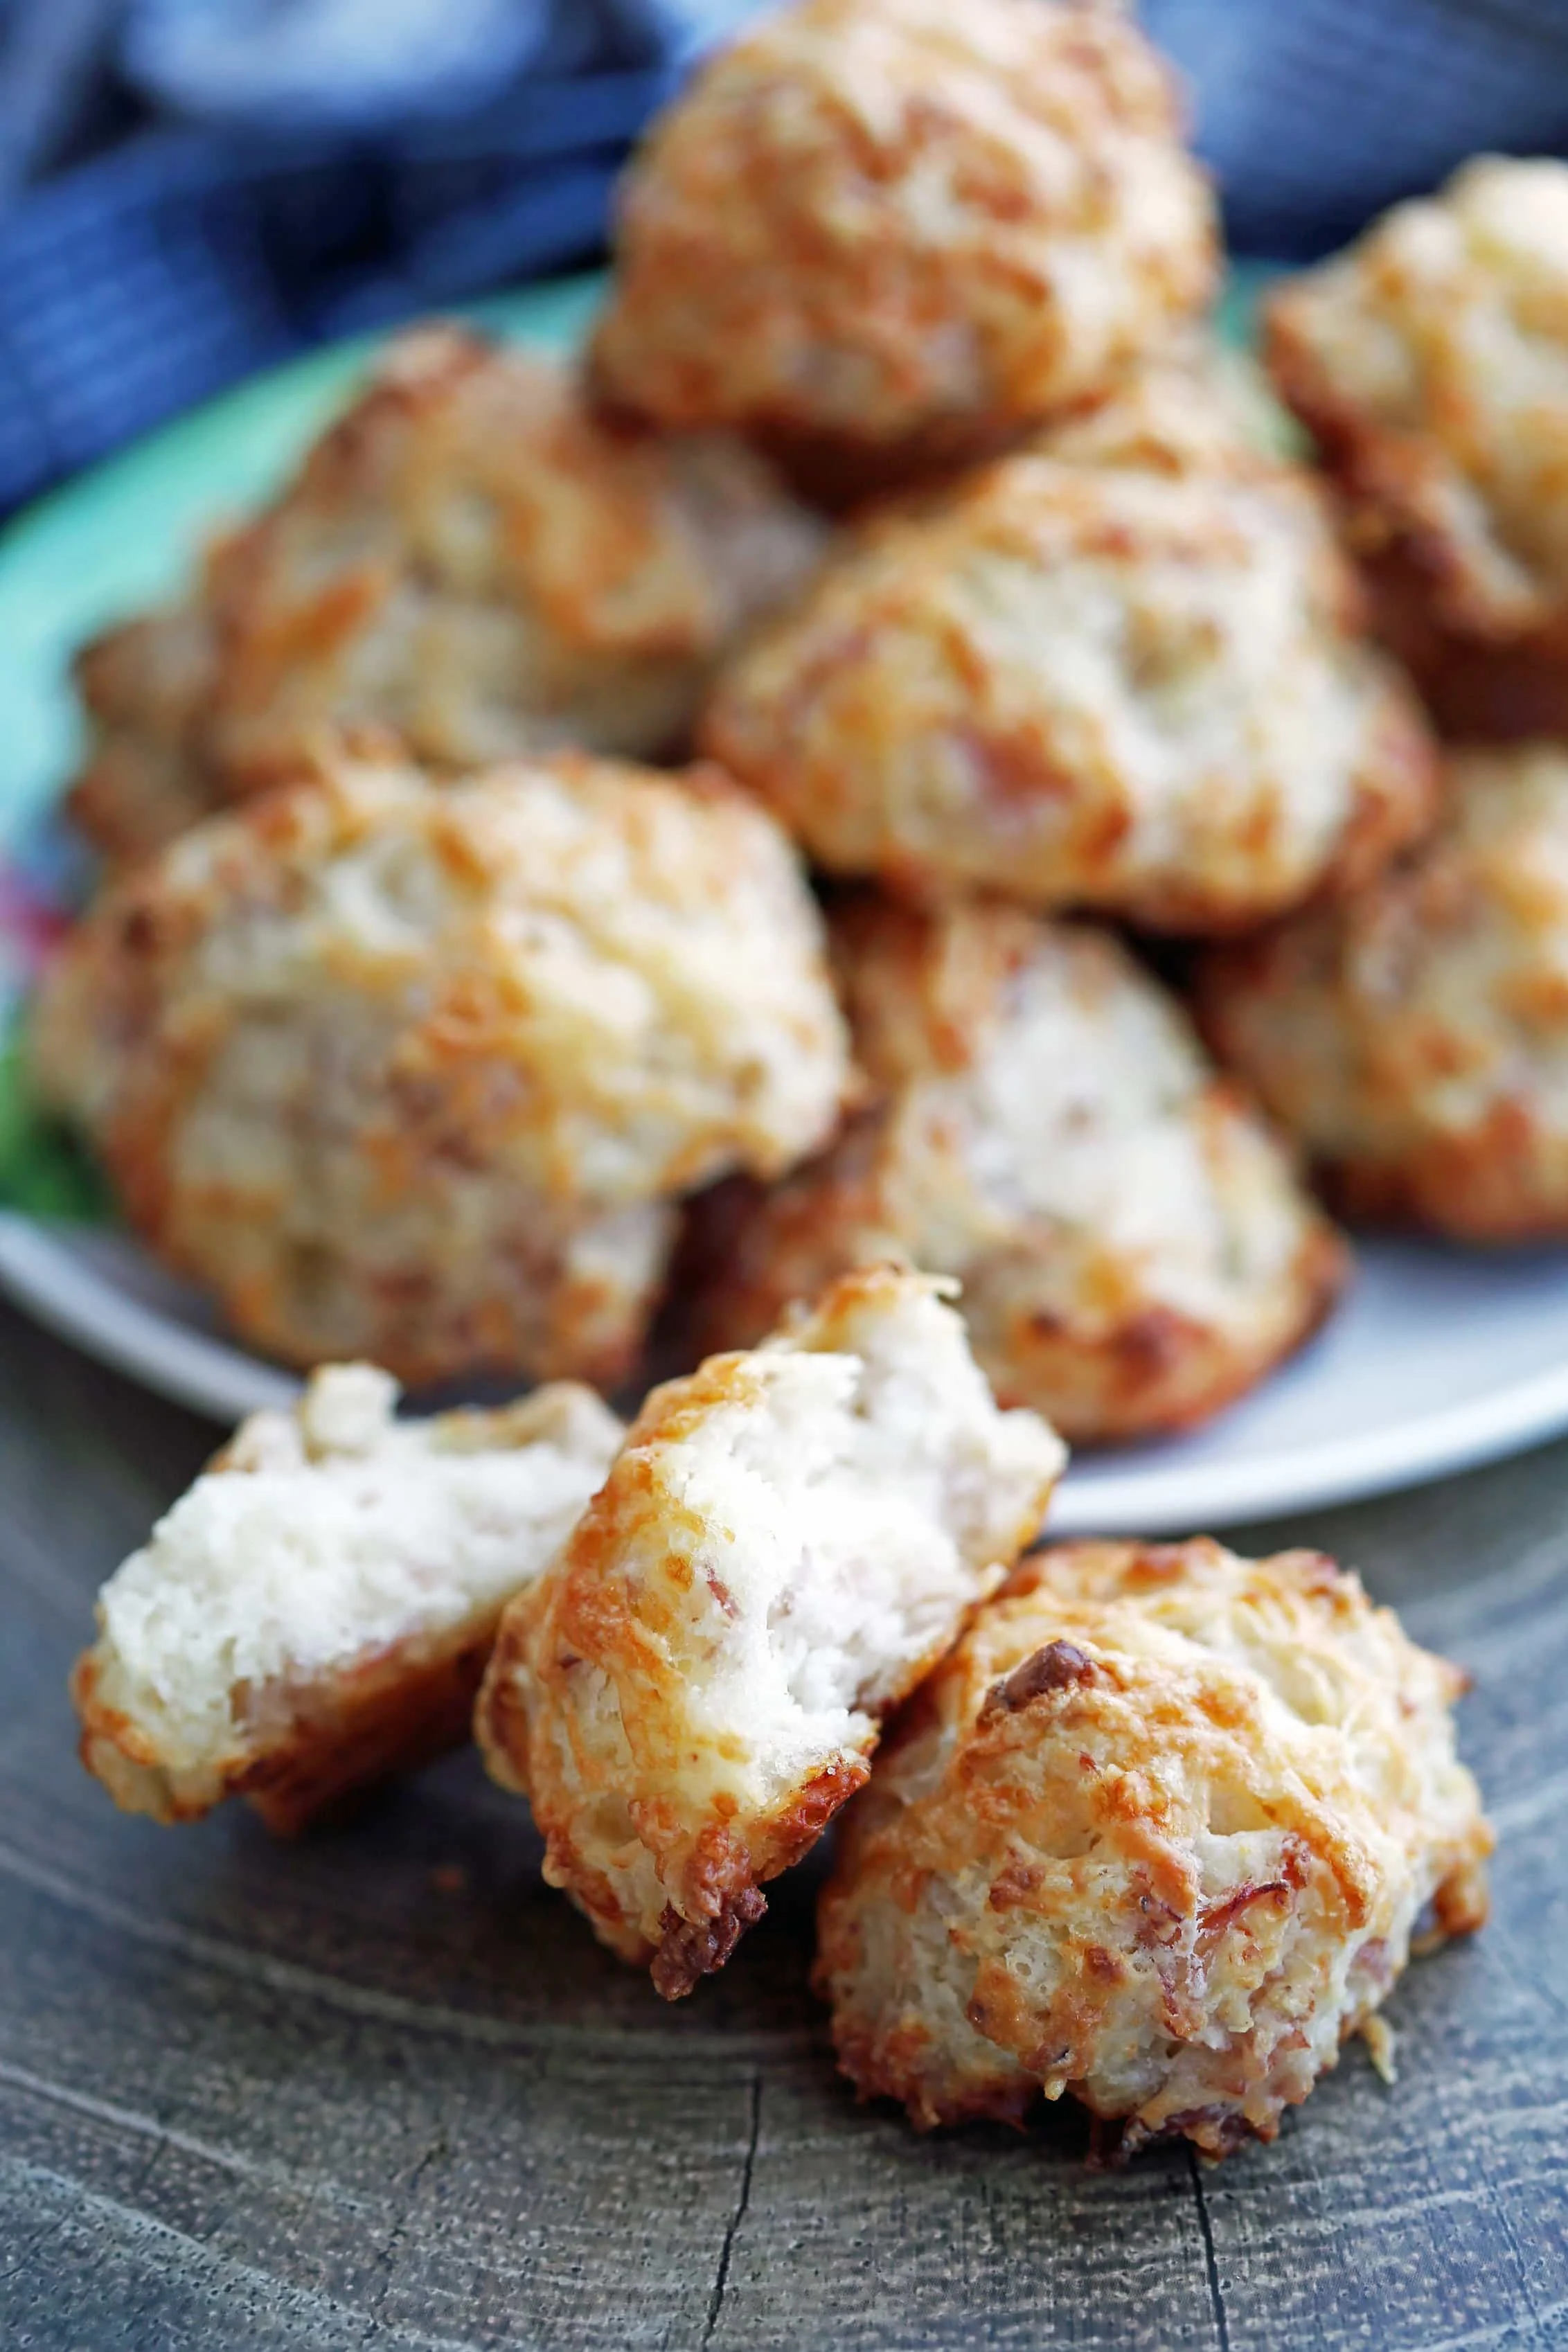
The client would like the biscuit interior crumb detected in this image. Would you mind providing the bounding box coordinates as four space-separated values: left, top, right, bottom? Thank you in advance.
677 1292 1064 1770
88 1367 621 1773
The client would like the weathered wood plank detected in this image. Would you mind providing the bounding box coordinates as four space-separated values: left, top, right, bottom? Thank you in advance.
1 1294 1565 2350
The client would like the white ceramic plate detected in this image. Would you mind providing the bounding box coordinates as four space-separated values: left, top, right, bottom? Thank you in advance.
5 1211 1568 1532
6 273 1568 1532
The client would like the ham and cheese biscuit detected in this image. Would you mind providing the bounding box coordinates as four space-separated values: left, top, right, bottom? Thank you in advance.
590 0 1216 481
1267 158 1568 740
70 327 827 866
702 447 1436 929
816 1538 1491 2155
476 1265 1065 1996
683 901 1344 1442
31 745 852 1387
1199 743 1568 1240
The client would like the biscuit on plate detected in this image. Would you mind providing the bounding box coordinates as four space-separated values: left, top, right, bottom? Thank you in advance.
1266 158 1568 739
1198 742 1568 1240
31 744 851 1387
682 900 1345 1443
816 1537 1491 2155
702 440 1436 930
476 1265 1066 1997
69 327 828 866
589 0 1216 483
1027 342 1294 481
73 1364 622 1834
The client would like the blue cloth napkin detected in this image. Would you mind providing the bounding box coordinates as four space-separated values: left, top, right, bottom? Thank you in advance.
3 0 1568 520
1145 0 1568 260
0 0 753 515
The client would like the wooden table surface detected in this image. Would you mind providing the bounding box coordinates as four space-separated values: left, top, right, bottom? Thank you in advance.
2 1294 1566 2352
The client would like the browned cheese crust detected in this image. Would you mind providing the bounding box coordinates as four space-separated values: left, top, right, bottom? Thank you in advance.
1266 158 1568 738
1024 340 1299 482
681 900 1346 1443
32 745 851 1385
74 1621 495 1837
589 0 1216 480
816 1538 1492 2156
476 1265 1065 1995
1199 742 1568 1240
69 326 828 866
701 440 1436 930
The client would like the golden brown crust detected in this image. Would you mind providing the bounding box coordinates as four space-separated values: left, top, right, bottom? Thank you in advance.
475 1264 1065 1993
815 1538 1493 2155
73 1619 495 1835
1198 742 1568 1241
1265 159 1568 674
681 900 1346 1443
1354 541 1568 746
68 326 827 867
590 0 1216 474
70 608 226 866
701 450 1437 930
33 744 850 1386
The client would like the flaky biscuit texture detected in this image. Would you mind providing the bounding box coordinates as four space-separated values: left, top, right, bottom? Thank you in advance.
33 746 850 1384
476 1265 1065 1995
816 1538 1491 2155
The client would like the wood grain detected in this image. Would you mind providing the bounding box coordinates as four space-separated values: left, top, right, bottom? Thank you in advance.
1 1293 1565 2350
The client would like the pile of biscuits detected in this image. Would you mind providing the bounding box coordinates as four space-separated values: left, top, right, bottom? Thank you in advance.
46 0 1545 2159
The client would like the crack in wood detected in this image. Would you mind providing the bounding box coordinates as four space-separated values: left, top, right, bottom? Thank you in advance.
702 2069 762 2348
1187 2146 1231 2352
364 2137 449 2323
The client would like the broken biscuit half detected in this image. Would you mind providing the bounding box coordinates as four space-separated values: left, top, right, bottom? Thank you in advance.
73 1364 622 1835
476 1265 1066 1996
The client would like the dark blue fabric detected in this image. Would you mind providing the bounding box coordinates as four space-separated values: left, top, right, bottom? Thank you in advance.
1145 0 1568 260
0 68 668 515
4 0 1568 521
